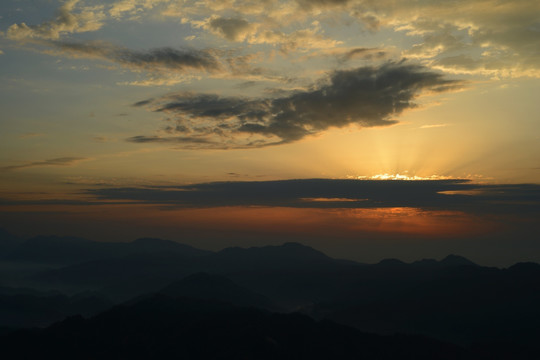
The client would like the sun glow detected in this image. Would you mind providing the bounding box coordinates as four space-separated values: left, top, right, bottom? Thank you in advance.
351 173 455 181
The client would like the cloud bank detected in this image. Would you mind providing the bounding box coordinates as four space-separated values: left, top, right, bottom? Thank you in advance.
84 179 540 216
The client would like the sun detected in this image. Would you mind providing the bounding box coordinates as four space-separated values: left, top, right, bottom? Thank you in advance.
353 173 455 181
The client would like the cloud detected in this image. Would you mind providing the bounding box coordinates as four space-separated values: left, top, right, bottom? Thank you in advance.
84 178 540 216
128 61 463 148
109 0 170 19
338 47 389 62
205 16 257 41
297 0 540 77
92 136 114 143
126 135 214 146
48 40 221 73
6 0 538 78
18 132 46 139
184 11 340 53
12 37 279 85
247 23 342 53
0 157 87 172
6 0 105 40
420 124 451 129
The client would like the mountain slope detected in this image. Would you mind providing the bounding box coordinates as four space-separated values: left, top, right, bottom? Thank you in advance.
159 272 278 310
0 295 468 360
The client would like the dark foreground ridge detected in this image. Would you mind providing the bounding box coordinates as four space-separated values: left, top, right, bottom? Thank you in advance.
1 295 467 360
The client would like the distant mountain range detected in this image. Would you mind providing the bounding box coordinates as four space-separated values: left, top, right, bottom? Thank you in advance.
1 228 539 358
1 233 210 265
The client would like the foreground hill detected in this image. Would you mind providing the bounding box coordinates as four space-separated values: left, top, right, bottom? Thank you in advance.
0 291 112 328
0 295 468 360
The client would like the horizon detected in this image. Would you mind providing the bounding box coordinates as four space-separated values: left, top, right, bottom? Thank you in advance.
1 225 537 268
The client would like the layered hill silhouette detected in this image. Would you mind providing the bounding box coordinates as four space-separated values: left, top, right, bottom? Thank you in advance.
158 272 278 311
2 233 210 265
0 289 112 328
2 229 540 358
0 295 469 360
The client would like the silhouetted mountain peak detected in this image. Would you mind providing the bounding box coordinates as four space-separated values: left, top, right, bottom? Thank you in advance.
440 254 477 267
378 255 477 269
132 237 172 245
412 258 439 267
129 237 212 257
376 258 406 267
508 261 540 273
220 242 329 259
282 241 309 248
214 242 333 272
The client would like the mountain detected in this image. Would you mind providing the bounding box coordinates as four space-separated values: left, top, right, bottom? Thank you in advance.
326 263 540 346
0 291 112 328
5 235 97 264
211 242 335 271
159 273 278 310
32 242 353 301
439 254 477 267
126 237 212 257
0 228 22 253
0 295 469 360
26 242 502 310
4 235 212 265
5 234 540 357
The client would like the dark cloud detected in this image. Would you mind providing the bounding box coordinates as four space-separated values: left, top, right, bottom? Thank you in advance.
0 157 87 172
207 17 255 41
84 179 540 216
126 135 213 145
132 99 154 107
339 47 388 63
50 41 221 73
130 62 464 148
233 81 258 89
295 0 352 10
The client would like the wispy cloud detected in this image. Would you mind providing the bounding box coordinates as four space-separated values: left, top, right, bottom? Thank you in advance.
6 0 105 40
0 157 88 172
420 124 451 129
48 40 221 73
18 132 46 139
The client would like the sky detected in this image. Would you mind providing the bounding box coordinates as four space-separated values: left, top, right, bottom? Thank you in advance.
0 0 539 265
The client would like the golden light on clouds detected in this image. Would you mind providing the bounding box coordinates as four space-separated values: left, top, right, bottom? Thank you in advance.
0 0 538 259
353 174 455 181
